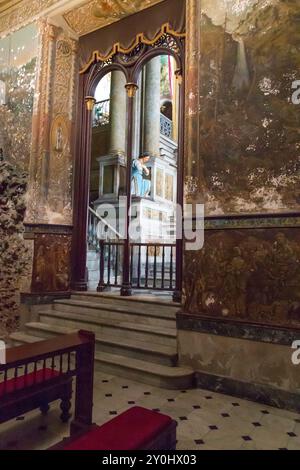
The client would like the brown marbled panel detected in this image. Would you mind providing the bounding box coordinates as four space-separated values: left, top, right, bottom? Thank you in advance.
183 227 300 327
187 0 300 214
32 233 71 293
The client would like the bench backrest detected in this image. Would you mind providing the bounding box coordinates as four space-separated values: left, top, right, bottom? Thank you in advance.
0 330 95 432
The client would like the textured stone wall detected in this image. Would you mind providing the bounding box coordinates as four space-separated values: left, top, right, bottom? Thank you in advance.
0 158 29 338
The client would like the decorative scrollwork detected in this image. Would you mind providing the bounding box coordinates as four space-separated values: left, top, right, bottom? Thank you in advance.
151 33 180 54
116 43 146 66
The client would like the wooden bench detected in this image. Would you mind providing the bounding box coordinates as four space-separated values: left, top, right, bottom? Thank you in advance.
0 331 95 432
50 406 177 450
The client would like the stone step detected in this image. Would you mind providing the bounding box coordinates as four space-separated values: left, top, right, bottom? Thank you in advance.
38 310 176 346
10 331 45 346
94 335 177 367
26 322 77 339
53 299 176 328
9 330 193 389
71 291 180 315
94 351 194 390
29 313 177 347
19 321 177 366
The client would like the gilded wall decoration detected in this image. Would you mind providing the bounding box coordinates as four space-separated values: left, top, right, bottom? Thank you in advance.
26 22 78 225
186 0 300 214
0 0 58 36
32 233 71 293
183 227 300 328
64 0 164 36
0 23 38 171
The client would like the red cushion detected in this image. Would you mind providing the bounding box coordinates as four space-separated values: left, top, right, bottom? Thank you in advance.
0 368 60 397
64 406 173 450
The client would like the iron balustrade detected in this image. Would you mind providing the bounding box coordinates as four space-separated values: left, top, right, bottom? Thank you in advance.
93 99 110 127
160 113 173 140
97 241 176 292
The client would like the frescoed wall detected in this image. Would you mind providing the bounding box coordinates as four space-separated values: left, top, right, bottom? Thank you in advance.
183 0 300 330
184 224 300 327
186 0 300 215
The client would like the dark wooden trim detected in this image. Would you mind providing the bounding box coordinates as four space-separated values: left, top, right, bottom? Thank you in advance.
71 74 93 291
177 312 300 345
72 32 185 297
173 57 185 303
121 89 134 296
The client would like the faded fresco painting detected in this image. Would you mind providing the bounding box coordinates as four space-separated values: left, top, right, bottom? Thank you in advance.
32 234 71 293
184 228 300 327
196 0 300 215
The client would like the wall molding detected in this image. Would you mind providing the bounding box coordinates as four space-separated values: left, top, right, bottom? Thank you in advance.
177 313 300 346
195 370 300 414
203 213 300 230
21 292 71 305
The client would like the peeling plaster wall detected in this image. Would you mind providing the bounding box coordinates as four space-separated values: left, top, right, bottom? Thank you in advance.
185 0 300 214
180 0 300 398
178 330 300 395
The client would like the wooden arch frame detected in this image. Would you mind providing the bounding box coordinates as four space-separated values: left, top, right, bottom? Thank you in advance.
71 31 185 301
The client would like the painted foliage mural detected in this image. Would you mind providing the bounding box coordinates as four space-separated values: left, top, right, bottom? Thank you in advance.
184 227 300 327
197 0 300 215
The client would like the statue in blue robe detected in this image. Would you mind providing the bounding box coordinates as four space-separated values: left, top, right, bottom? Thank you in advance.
131 153 151 197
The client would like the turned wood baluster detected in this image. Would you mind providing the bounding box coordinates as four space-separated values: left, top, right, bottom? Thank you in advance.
70 331 95 436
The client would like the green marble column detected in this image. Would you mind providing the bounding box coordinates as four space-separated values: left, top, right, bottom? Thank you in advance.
143 56 161 157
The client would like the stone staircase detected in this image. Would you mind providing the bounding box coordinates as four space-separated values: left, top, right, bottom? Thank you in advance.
11 292 194 389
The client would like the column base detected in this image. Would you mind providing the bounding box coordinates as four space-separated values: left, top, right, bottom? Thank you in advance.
71 281 88 292
120 284 132 297
172 290 182 303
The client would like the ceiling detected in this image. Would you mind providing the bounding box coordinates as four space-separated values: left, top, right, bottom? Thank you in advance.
63 0 164 37
0 0 165 38
0 0 22 15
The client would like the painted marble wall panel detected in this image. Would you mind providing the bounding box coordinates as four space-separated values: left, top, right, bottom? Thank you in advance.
183 227 300 327
178 330 300 393
25 23 79 225
190 0 300 214
31 234 71 293
0 23 38 171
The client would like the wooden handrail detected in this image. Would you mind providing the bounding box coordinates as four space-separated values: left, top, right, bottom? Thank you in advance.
3 331 94 371
1 331 95 436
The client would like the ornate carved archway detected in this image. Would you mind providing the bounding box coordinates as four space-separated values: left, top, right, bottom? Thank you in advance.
71 29 185 300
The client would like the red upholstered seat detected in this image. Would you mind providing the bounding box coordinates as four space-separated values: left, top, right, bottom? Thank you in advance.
63 406 173 450
0 368 60 397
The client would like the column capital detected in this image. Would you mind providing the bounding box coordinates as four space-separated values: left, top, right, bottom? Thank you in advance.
85 96 96 111
175 68 183 84
125 83 139 98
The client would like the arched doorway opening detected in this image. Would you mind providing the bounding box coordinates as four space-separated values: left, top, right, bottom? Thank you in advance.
72 31 185 301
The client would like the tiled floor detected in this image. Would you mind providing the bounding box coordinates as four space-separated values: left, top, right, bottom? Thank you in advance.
0 371 300 450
